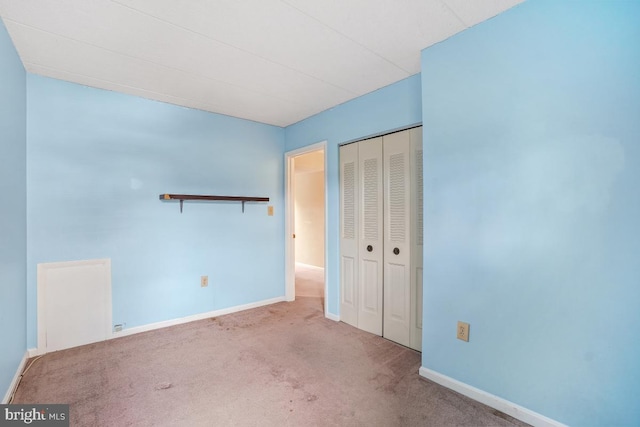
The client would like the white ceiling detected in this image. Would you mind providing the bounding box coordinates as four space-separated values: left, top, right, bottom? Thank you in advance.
0 0 523 127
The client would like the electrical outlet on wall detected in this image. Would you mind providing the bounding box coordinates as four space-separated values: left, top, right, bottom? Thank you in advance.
201 275 208 287
457 321 470 342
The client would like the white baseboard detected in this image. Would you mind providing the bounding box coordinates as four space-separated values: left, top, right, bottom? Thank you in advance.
27 348 42 358
2 351 28 404
28 297 286 357
295 262 324 270
112 296 286 339
419 367 566 427
325 312 340 322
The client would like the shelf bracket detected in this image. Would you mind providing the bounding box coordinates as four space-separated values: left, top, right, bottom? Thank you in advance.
159 194 269 214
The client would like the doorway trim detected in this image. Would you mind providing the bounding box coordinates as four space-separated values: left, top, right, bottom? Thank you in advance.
284 141 328 316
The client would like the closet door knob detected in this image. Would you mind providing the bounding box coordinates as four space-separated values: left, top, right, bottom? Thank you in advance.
366 245 373 252
393 247 400 255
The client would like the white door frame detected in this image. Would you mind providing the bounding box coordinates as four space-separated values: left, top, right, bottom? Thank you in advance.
284 141 328 315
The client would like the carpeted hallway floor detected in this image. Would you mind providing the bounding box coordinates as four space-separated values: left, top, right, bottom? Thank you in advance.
295 262 324 298
13 296 528 426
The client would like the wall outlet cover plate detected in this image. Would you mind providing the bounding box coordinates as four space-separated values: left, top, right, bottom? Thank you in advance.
457 321 470 342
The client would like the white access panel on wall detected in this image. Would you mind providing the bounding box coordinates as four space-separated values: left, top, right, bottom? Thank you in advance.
37 258 112 354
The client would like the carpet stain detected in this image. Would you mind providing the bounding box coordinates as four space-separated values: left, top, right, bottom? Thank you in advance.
494 409 521 423
286 376 302 390
12 296 531 427
154 382 173 390
270 367 284 379
270 366 304 391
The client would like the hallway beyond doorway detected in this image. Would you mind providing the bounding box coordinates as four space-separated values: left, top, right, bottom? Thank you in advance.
295 262 324 299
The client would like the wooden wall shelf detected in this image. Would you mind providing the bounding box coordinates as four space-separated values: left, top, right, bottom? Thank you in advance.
159 194 269 213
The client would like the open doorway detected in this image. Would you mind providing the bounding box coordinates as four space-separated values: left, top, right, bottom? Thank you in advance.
285 142 327 315
293 150 325 301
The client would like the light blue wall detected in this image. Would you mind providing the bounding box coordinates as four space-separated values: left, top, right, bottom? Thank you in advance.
421 1 640 426
285 75 422 315
26 75 285 347
0 19 27 398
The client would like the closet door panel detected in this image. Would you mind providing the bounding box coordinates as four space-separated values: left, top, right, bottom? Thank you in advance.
357 137 383 335
341 256 356 313
361 259 380 314
339 143 359 328
410 127 424 351
387 263 407 320
383 130 412 347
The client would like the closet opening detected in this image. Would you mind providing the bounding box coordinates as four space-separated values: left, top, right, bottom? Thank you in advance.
339 126 423 351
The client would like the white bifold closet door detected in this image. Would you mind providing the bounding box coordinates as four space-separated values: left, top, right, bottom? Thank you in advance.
339 142 359 328
410 127 424 352
382 127 423 349
382 131 412 347
339 127 423 351
339 137 384 335
357 137 383 335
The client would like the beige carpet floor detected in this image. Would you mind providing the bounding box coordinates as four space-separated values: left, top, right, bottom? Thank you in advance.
295 262 324 298
13 297 528 426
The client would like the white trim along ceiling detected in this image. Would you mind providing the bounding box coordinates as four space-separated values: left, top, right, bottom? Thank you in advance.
0 0 523 127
